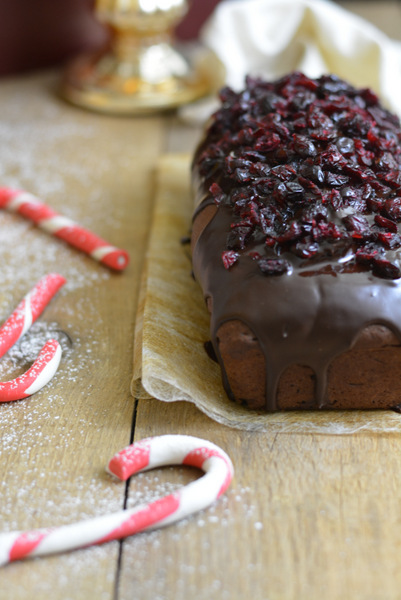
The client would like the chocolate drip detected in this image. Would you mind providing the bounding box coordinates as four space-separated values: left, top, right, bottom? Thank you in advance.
192 204 401 410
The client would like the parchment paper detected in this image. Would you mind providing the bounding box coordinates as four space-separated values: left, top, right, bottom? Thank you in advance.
131 154 401 434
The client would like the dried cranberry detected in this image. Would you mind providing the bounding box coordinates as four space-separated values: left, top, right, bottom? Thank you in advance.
292 117 308 130
384 197 401 221
298 175 322 197
318 74 352 95
338 112 372 136
235 168 254 183
343 163 375 182
378 170 401 188
355 143 375 167
310 128 337 142
226 156 252 174
219 86 239 104
221 250 239 269
275 222 303 243
375 151 398 171
274 147 292 163
231 187 256 205
325 172 349 187
289 91 316 111
286 181 305 201
238 201 260 225
361 184 374 200
250 162 271 177
312 220 342 242
372 258 401 279
260 92 282 112
342 214 370 238
322 189 342 210
291 134 317 157
242 150 268 162
366 196 384 212
254 133 281 152
374 214 398 232
360 88 379 106
317 144 348 169
274 181 305 203
341 187 359 202
271 165 297 181
292 240 319 258
299 161 325 184
336 137 354 155
258 257 291 275
255 178 276 197
376 232 401 249
355 243 383 265
209 182 226 204
307 108 334 131
226 226 252 250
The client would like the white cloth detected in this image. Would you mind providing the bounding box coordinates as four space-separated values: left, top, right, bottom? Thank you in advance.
200 0 401 116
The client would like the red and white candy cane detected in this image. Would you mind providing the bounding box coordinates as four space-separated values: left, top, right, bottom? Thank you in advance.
0 339 62 402
0 273 66 358
0 274 65 402
0 188 129 271
0 435 234 565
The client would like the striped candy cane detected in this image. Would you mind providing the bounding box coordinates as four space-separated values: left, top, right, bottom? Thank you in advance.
0 273 66 358
0 274 65 401
0 188 129 271
0 435 234 565
0 339 62 402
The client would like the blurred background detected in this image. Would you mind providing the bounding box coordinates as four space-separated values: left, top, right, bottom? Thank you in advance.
0 0 399 77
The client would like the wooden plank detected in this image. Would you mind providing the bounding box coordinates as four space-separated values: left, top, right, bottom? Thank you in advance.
120 399 401 600
0 72 166 599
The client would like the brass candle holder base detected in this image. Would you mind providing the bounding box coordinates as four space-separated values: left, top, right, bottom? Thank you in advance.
61 44 217 115
60 0 220 116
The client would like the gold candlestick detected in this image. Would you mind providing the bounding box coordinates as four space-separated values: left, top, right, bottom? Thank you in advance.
61 0 215 115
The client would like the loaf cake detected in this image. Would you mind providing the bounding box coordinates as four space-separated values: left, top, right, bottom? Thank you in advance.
191 72 401 411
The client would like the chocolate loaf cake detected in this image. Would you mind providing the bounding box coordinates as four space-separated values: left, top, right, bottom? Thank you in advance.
191 72 401 411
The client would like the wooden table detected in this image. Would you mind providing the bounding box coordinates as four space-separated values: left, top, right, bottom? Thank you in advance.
2 3 401 598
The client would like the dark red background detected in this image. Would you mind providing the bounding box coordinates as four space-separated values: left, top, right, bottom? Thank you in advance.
0 0 221 76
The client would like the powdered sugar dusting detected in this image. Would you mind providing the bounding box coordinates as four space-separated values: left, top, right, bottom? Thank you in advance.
0 72 134 591
119 479 263 599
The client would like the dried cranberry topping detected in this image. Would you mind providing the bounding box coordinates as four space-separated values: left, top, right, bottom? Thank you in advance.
221 250 239 269
374 214 398 233
258 257 292 276
197 72 401 279
342 214 370 239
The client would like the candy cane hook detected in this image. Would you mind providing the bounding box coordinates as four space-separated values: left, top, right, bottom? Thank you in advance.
0 274 65 401
0 273 66 358
0 435 234 565
0 339 62 402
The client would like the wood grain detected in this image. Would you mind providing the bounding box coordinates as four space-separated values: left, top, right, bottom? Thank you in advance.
120 399 401 600
0 72 166 599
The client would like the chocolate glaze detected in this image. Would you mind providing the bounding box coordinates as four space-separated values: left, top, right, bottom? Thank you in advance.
192 201 401 410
